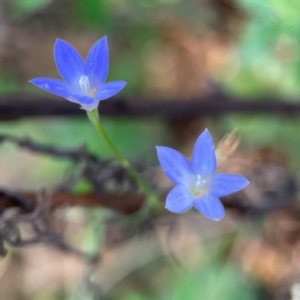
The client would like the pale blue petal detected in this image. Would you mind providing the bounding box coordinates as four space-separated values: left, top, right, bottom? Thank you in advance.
85 36 109 89
54 39 85 90
67 94 94 105
156 146 193 185
29 78 72 98
193 195 225 221
165 185 193 213
78 100 99 111
67 94 98 111
210 174 249 197
191 129 216 175
30 78 96 110
95 81 127 101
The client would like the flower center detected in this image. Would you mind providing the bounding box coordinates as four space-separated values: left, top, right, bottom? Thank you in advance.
187 174 211 198
79 76 96 97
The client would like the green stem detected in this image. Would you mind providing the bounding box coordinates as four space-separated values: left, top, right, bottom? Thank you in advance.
87 109 161 208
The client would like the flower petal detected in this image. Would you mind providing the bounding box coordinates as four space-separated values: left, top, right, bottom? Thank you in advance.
85 36 109 89
210 174 249 197
193 195 225 221
66 94 99 111
191 129 216 175
156 146 192 185
30 78 97 110
95 81 127 101
165 185 193 213
54 39 85 89
29 78 72 98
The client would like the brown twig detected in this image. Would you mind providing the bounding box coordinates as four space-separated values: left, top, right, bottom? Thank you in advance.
0 187 144 214
0 192 101 260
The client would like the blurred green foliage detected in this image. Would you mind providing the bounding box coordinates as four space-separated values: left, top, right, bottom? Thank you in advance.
5 0 300 99
227 0 300 97
120 262 257 300
105 233 261 300
12 0 52 17
74 0 111 27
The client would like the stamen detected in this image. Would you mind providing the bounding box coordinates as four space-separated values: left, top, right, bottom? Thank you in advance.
195 175 202 187
194 174 204 194
187 174 210 198
79 76 91 96
90 88 97 98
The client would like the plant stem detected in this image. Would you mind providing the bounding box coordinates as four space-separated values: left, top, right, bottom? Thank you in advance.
87 109 161 208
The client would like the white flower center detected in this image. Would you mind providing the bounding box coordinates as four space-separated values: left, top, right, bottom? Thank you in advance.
79 76 91 96
187 174 211 198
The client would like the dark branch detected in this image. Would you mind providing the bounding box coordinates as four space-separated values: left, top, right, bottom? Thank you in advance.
1 94 300 120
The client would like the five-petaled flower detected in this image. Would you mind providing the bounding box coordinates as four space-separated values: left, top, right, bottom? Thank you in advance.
156 129 249 221
30 37 126 111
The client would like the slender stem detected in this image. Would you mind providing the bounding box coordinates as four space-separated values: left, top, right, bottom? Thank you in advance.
87 109 161 208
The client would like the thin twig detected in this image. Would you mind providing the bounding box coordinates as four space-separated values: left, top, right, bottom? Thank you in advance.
0 133 97 161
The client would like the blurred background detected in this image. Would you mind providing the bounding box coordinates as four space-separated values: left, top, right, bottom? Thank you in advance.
1 0 300 299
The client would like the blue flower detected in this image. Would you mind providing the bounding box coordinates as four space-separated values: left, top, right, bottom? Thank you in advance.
29 37 126 111
156 129 249 221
